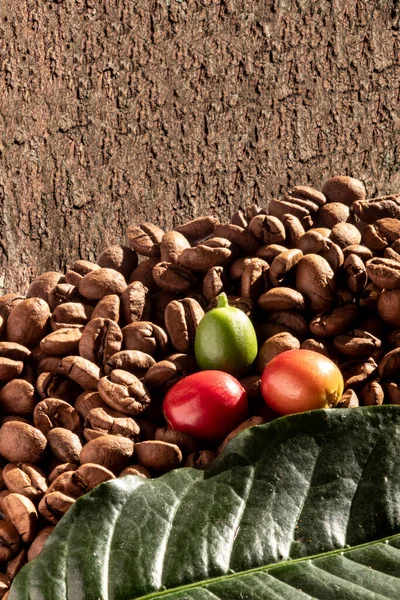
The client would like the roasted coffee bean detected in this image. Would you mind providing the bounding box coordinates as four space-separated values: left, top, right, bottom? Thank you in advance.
79 318 122 366
0 358 23 382
6 548 27 581
84 407 140 442
104 350 155 377
269 249 303 287
74 391 106 419
127 222 164 257
6 298 50 348
177 244 232 271
344 254 368 294
358 281 381 311
72 260 101 276
47 428 83 464
2 464 48 502
27 272 64 305
366 257 400 289
73 463 115 491
231 210 248 228
241 258 269 299
329 222 361 248
341 358 378 390
3 493 38 544
301 339 331 358
268 197 312 225
333 330 381 358
119 465 150 478
160 231 191 263
257 333 300 373
185 450 218 468
38 491 75 524
122 321 168 356
0 380 36 417
27 526 54 562
218 416 266 452
255 244 287 262
351 193 400 223
248 215 286 246
297 230 326 254
144 353 197 393
152 262 196 293
336 389 359 408
0 342 30 362
36 371 81 402
203 266 227 303
342 244 373 261
174 216 218 241
384 382 400 405
134 440 182 472
268 311 309 337
322 176 366 206
362 218 400 251
79 268 127 300
80 436 134 475
378 348 400 381
0 521 20 562
0 422 47 464
282 214 306 246
48 463 79 484
91 294 120 322
155 427 199 455
129 258 160 294
207 294 253 317
0 295 24 339
59 356 101 391
120 281 151 324
97 245 138 278
98 370 151 416
33 399 81 436
378 289 400 327
296 254 336 313
213 223 260 255
287 185 326 207
45 471 85 500
359 380 384 406
51 302 92 331
40 328 82 356
48 283 82 310
164 298 204 353
309 304 359 338
258 287 306 312
319 202 351 228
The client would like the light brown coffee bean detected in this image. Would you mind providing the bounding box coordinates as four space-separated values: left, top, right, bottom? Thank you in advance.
120 281 151 324
160 231 191 263
91 294 120 322
329 222 362 249
282 214 306 246
177 244 232 271
319 202 351 228
366 257 400 289
34 399 81 436
73 463 115 491
296 254 336 313
0 358 24 382
128 258 160 294
342 244 373 261
47 428 83 464
6 298 50 348
127 222 164 257
0 380 36 417
104 350 155 377
301 339 331 358
152 262 196 293
6 548 27 580
38 491 75 524
40 328 82 356
144 353 197 393
46 471 86 499
0 521 20 562
336 389 359 408
155 427 199 456
333 330 381 358
288 185 326 207
213 223 260 255
352 194 400 223
0 294 25 338
268 197 312 225
79 268 127 300
72 260 101 276
269 249 303 287
74 391 106 419
378 348 400 380
0 342 31 362
231 210 248 228
79 318 122 366
36 371 81 402
134 440 182 472
97 245 138 278
48 463 79 484
98 370 151 416
174 216 218 241
164 298 204 353
268 311 309 337
122 321 168 356
218 416 266 452
59 356 101 390
2 464 48 502
0 422 47 464
119 465 150 478
378 289 400 327
229 257 254 280
27 272 64 305
248 215 286 245
256 333 300 374
80 436 134 474
322 176 366 205
84 407 140 442
341 358 378 390
359 282 382 311
255 244 287 262
151 291 180 327
202 266 227 303
309 304 359 338
48 283 82 311
257 287 305 312
241 258 269 300
359 381 384 406
27 526 54 562
50 302 92 331
297 230 326 254
3 493 38 544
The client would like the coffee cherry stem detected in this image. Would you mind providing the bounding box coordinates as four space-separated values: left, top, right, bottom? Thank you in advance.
217 293 229 308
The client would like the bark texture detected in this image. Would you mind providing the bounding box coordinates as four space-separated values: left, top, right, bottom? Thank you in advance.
0 0 399 293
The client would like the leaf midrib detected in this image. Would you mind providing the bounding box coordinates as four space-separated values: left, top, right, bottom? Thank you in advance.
133 533 399 600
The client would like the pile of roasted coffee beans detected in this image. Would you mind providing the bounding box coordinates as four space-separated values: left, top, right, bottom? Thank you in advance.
0 174 399 595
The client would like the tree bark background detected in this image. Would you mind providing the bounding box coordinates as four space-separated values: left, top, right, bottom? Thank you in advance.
0 0 399 293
